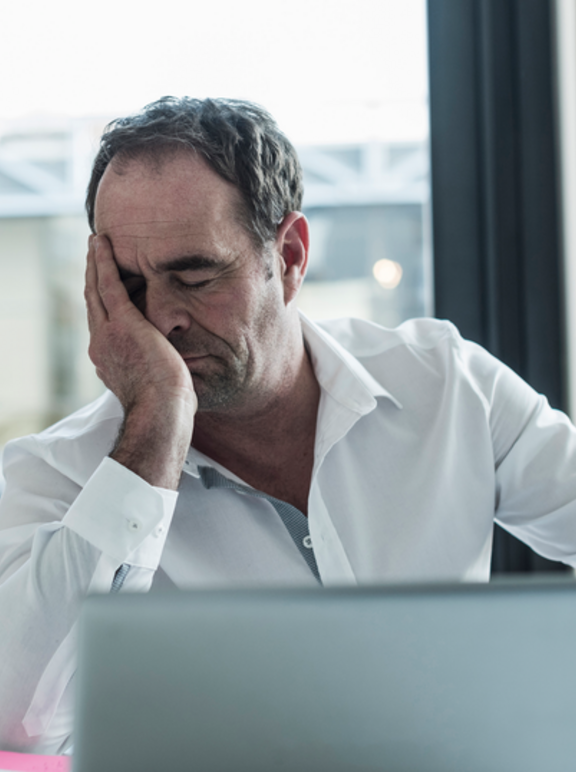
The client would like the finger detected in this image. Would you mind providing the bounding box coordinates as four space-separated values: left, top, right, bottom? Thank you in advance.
93 235 138 319
84 235 108 329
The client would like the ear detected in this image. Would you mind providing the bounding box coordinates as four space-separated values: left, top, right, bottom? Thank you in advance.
274 212 310 305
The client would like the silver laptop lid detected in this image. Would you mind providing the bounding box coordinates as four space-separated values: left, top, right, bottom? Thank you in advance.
74 580 576 772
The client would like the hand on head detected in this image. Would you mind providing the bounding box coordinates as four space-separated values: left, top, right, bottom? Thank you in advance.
84 234 197 489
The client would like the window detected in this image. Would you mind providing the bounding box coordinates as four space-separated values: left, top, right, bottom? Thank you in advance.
0 0 431 446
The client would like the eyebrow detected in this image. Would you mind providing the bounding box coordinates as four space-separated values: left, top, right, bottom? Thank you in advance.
160 255 226 273
118 255 226 281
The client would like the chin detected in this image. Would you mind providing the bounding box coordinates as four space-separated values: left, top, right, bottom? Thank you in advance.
194 380 244 413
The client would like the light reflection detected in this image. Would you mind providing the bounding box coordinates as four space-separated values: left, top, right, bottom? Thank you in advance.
372 258 403 289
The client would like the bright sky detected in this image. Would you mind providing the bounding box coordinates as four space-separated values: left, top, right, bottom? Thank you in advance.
0 0 428 144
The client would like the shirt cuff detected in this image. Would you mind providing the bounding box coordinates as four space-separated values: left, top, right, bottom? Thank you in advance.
62 457 178 569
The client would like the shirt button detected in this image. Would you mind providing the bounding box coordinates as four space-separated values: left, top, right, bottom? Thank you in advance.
153 524 165 538
126 518 141 532
303 535 313 549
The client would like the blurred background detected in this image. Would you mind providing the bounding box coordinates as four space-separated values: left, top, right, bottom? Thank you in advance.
0 0 430 449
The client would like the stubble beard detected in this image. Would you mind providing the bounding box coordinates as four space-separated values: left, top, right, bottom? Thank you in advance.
191 358 249 412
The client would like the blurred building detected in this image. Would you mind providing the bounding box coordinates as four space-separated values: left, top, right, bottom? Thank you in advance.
0 117 104 446
0 119 430 448
300 142 431 327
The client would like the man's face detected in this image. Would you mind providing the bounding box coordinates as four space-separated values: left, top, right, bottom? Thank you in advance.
94 151 291 413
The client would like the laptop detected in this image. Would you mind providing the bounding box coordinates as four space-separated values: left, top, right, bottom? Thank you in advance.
74 580 576 771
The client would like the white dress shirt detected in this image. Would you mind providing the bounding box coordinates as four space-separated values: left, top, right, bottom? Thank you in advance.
2 313 576 754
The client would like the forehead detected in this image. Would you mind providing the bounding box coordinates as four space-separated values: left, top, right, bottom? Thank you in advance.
93 150 245 247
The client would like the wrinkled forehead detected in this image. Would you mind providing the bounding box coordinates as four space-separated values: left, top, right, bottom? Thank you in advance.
94 150 245 237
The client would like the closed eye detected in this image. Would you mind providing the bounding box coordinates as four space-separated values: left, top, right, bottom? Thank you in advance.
174 276 213 290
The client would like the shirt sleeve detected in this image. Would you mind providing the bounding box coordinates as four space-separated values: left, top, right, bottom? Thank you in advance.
455 333 576 565
0 440 178 754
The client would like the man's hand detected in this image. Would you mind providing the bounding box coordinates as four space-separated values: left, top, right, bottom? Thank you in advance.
85 235 197 489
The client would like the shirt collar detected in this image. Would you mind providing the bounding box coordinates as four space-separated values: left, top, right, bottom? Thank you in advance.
300 312 402 412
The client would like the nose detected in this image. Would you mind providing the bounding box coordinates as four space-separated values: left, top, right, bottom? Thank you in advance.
143 283 191 337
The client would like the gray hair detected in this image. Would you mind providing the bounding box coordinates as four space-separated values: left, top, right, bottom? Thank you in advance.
86 96 304 248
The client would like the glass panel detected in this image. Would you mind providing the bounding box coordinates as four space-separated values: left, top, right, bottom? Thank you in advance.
0 0 431 450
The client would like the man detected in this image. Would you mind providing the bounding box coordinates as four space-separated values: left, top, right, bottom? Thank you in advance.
2 96 576 755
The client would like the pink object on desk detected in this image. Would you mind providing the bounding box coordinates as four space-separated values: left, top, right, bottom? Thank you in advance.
0 751 70 771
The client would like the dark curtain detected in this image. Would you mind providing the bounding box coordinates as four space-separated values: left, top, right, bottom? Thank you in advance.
427 0 570 573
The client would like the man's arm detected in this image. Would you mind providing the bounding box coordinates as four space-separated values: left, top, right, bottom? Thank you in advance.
85 234 197 488
0 236 194 753
0 441 177 754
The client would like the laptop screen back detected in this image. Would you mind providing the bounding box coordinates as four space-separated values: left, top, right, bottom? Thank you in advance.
74 581 576 772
